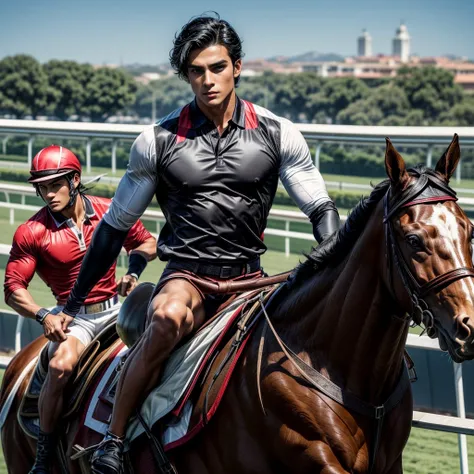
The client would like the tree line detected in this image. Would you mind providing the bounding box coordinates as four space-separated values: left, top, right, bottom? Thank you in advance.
0 55 137 121
1 54 473 127
2 54 474 178
137 67 474 127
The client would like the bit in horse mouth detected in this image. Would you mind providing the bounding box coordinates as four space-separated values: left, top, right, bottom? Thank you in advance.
437 329 461 359
438 329 473 362
438 331 449 352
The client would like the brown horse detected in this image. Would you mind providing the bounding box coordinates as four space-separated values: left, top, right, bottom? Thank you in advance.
3 135 474 474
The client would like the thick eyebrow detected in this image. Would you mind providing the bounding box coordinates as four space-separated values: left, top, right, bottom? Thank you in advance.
188 59 228 70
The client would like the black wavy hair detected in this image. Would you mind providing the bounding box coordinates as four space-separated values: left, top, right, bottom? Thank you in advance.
170 13 244 85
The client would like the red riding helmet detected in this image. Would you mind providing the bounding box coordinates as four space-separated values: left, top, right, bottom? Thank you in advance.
28 145 82 183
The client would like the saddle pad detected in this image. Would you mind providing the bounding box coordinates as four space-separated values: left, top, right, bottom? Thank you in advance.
164 285 282 450
83 293 253 443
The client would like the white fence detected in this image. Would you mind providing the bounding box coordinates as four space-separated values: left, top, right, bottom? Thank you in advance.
0 182 319 257
2 119 474 181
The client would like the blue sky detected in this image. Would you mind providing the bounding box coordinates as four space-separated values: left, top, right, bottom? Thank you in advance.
1 0 473 65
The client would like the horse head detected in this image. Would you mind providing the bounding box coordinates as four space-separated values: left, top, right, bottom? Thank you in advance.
385 134 474 362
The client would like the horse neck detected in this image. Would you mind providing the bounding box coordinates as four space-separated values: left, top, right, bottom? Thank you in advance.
278 203 409 404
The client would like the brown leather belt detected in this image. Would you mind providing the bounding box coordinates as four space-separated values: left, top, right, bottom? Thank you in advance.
77 295 119 315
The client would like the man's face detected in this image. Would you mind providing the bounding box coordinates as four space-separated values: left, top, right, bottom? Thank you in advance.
187 44 242 108
37 175 77 212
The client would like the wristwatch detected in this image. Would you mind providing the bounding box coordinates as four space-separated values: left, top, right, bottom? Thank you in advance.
35 307 51 325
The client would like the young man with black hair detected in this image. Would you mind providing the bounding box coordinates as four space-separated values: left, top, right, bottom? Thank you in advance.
4 145 157 474
60 15 340 473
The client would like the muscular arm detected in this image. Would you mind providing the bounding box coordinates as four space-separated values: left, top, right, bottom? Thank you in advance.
116 236 157 296
279 119 340 243
7 288 42 320
64 128 158 316
4 224 69 341
63 221 129 315
4 224 38 306
128 236 157 263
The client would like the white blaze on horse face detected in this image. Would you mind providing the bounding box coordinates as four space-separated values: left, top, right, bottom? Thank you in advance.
426 203 474 304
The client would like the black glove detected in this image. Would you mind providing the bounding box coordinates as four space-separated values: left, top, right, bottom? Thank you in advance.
310 201 341 244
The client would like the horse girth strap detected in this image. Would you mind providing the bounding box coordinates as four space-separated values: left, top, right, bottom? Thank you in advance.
168 271 291 294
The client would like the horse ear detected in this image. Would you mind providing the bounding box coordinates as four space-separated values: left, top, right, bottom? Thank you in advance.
435 134 460 182
385 138 409 189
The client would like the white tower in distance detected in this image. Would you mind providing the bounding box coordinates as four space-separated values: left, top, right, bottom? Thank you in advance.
357 29 372 57
393 22 410 63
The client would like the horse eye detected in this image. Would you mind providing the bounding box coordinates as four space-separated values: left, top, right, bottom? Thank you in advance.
406 234 424 250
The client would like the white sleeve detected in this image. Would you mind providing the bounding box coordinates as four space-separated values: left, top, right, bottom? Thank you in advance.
104 126 157 231
279 119 331 218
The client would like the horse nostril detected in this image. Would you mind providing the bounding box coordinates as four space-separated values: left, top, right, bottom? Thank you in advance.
457 316 472 341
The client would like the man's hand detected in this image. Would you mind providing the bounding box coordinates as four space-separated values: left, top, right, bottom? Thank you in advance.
43 313 69 342
61 313 75 332
116 274 138 297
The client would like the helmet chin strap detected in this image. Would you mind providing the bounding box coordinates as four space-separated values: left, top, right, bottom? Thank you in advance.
66 176 79 208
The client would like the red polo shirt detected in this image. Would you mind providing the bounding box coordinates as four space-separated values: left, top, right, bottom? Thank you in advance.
4 195 153 305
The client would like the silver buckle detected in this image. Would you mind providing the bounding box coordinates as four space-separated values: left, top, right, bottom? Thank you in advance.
219 266 233 278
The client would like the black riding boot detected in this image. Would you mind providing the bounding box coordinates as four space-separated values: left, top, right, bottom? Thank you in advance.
90 431 125 474
29 430 55 474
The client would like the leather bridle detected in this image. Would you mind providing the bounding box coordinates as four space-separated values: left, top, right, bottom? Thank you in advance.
383 168 474 330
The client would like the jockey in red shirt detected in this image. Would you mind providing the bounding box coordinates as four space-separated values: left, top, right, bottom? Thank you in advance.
3 145 157 474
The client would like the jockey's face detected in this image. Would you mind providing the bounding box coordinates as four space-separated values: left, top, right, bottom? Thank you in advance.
187 44 241 110
37 175 78 212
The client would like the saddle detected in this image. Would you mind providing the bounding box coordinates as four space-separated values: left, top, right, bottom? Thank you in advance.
18 317 122 439
71 284 283 473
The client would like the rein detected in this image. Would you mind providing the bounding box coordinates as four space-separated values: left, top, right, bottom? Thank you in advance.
169 271 291 294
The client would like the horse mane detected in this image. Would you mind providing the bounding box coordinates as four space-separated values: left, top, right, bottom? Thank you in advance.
291 178 390 284
291 164 445 285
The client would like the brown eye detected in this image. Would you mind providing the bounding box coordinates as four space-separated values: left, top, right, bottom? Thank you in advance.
406 234 424 251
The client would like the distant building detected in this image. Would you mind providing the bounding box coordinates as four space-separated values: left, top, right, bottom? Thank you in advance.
392 23 411 63
125 22 474 93
301 54 474 92
134 72 162 85
358 29 372 57
243 59 303 75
